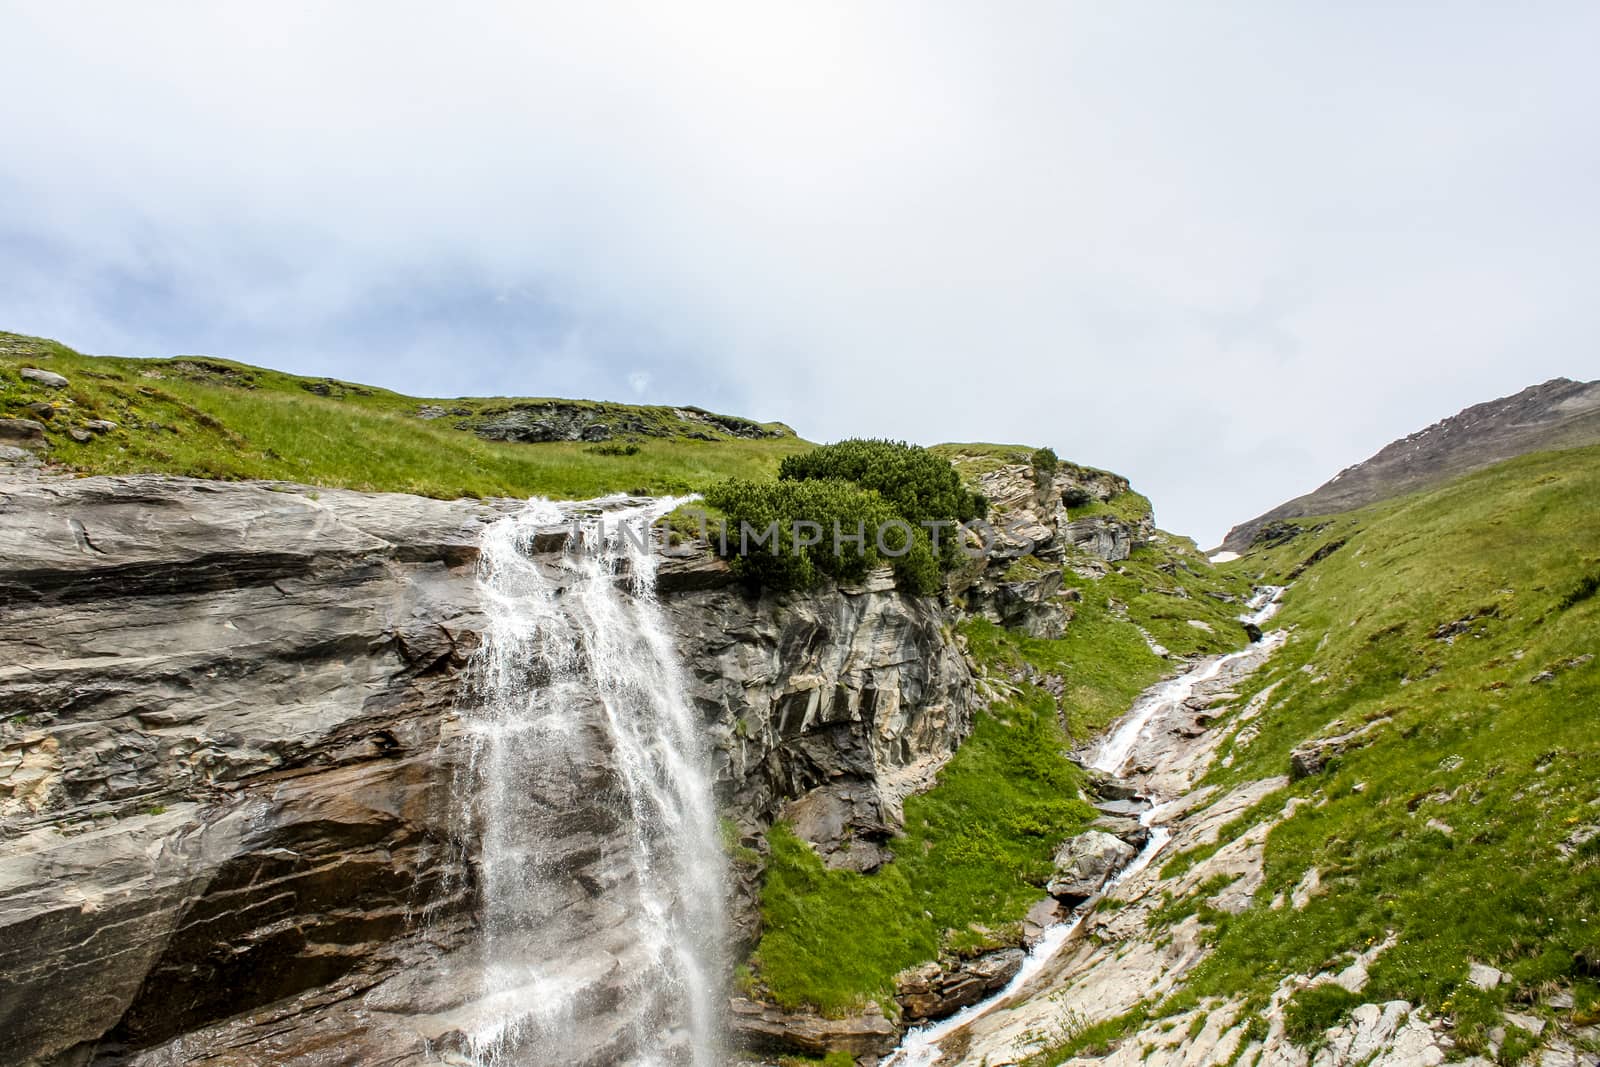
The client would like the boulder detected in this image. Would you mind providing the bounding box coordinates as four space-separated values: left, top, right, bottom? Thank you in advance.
0 417 48 446
729 997 898 1057
1023 896 1067 946
1047 830 1137 902
896 949 1027 1022
20 367 69 388
84 419 118 433
1090 813 1150 850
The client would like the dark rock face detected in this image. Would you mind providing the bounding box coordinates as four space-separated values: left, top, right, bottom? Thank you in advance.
0 472 973 1066
1221 377 1600 553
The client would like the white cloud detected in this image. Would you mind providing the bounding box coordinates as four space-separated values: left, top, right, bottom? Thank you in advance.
1 2 1596 545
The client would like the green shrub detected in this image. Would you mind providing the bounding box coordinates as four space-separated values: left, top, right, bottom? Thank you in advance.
702 478 940 594
1030 446 1058 490
703 439 981 593
778 439 985 531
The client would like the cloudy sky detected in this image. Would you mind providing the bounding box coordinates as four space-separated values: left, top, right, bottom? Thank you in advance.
2 4 1595 546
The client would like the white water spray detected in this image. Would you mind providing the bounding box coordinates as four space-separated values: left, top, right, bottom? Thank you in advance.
458 497 725 1066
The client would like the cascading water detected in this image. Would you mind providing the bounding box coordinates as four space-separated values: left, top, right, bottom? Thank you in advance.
456 496 725 1066
883 587 1287 1067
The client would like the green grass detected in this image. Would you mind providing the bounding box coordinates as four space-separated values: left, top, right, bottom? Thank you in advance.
752 688 1097 1014
0 331 810 499
1156 444 1600 1055
1069 489 1154 525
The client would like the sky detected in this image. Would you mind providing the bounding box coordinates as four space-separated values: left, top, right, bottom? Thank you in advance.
2 4 1596 548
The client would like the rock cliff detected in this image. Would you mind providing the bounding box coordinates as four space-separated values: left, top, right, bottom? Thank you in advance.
0 472 973 1066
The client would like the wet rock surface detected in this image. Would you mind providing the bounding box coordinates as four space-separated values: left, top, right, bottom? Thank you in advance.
896 950 1027 1023
1046 831 1137 902
0 472 975 1066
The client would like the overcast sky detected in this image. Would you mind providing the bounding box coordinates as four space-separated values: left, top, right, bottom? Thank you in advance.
2 4 1595 547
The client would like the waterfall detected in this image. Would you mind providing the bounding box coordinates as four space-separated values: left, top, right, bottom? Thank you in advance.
456 496 725 1066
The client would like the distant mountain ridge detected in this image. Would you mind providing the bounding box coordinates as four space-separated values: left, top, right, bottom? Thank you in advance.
1220 376 1600 553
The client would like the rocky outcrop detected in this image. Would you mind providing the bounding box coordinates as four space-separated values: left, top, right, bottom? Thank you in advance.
1289 718 1391 779
728 998 898 1058
896 950 1027 1023
0 471 973 1066
460 400 790 444
953 459 1149 642
1046 831 1137 903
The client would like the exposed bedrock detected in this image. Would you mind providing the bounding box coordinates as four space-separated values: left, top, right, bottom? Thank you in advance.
0 473 976 1065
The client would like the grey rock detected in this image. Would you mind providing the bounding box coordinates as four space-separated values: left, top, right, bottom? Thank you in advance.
1023 896 1067 946
0 418 48 447
1046 830 1137 902
730 997 897 1057
69 428 93 443
0 444 40 466
1289 717 1391 779
1091 813 1151 850
20 367 69 389
967 566 1074 638
896 948 1027 1022
1468 963 1504 990
83 419 119 434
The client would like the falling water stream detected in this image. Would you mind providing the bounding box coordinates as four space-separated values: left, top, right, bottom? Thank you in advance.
883 587 1286 1067
457 497 724 1066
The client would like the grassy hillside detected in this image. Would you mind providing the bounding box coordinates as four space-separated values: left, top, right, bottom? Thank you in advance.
1151 444 1600 1057
0 331 809 498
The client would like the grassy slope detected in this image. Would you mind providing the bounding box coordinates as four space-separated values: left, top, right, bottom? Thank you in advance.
1150 445 1600 1056
751 483 1257 1015
0 331 810 498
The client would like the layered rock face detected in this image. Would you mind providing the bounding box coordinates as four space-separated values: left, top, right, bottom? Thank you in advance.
0 473 974 1066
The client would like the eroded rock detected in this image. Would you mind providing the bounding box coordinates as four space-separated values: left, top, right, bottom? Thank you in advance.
1047 830 1137 902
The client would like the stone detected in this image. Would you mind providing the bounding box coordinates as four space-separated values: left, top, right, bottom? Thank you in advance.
1468 963 1504 990
1047 830 1137 902
1290 717 1391 778
1090 813 1150 849
1023 896 1067 946
729 997 897 1058
896 949 1026 1022
20 367 69 388
1082 767 1142 801
0 417 48 446
0 444 40 466
24 401 56 419
69 428 93 443
84 419 118 433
